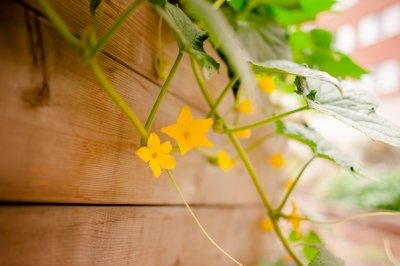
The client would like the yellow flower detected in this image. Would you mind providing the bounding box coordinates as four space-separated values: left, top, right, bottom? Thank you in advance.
269 152 285 169
161 106 214 155
234 129 251 139
283 254 293 263
288 202 302 238
256 75 276 93
260 217 274 232
237 98 254 114
135 133 176 178
284 179 294 190
155 54 171 81
217 150 234 171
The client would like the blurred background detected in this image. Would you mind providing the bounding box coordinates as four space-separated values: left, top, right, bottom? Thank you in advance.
288 0 400 265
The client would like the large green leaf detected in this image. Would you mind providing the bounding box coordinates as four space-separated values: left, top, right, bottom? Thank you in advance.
297 77 400 148
89 0 102 15
214 6 291 96
151 2 219 78
303 232 323 261
276 121 366 177
251 60 400 148
308 245 345 266
182 0 257 92
290 29 367 79
236 15 291 61
251 60 341 91
271 0 334 26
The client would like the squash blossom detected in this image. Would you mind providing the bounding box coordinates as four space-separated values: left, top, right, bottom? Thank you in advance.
269 152 285 169
256 75 276 93
234 129 251 138
135 133 176 178
260 217 274 233
162 106 214 155
288 202 302 238
237 98 254 114
284 179 294 190
217 150 234 171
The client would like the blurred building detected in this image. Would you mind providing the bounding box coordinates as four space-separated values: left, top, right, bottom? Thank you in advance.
317 0 400 96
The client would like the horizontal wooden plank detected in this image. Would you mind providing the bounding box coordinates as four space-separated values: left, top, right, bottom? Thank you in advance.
0 205 270 266
23 0 230 112
0 2 282 205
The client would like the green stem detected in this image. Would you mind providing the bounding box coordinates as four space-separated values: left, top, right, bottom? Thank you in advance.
302 211 400 225
36 0 81 50
191 58 214 107
142 51 183 144
227 132 303 266
166 171 243 266
226 106 308 133
244 132 274 153
208 76 239 117
212 0 226 9
232 131 274 162
90 0 144 58
191 55 303 265
89 61 148 139
276 156 315 213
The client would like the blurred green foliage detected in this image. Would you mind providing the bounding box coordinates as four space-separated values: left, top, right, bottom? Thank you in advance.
325 170 400 211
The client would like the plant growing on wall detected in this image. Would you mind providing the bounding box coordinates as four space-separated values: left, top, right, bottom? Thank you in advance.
37 0 400 264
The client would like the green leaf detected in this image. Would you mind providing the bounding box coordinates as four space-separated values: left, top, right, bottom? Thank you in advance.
236 15 291 61
296 77 400 148
251 0 300 9
308 245 345 266
252 60 400 148
89 0 102 16
251 60 341 92
227 0 248 12
151 3 219 78
271 0 334 26
327 170 400 211
289 29 368 79
182 0 257 92
303 231 322 261
288 230 301 242
149 0 166 7
276 121 366 177
310 29 332 49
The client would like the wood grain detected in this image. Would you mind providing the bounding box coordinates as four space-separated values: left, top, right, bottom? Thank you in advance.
23 0 231 112
0 205 268 266
0 2 280 205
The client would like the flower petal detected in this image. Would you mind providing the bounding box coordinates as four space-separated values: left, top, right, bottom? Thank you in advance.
192 135 214 148
234 129 251 138
157 154 176 169
177 139 192 155
256 75 276 93
269 153 285 169
149 159 162 178
177 106 193 128
192 118 214 134
237 99 254 114
135 147 152 163
161 124 181 140
159 141 172 154
147 133 160 151
217 150 233 171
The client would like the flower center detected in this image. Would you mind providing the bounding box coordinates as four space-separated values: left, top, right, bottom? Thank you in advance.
151 152 158 159
183 131 191 140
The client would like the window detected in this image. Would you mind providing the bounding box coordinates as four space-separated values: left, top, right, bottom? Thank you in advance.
335 24 356 53
381 4 400 38
375 60 399 94
358 14 380 47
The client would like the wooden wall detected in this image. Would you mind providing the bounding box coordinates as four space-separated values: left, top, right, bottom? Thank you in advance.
0 1 280 265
